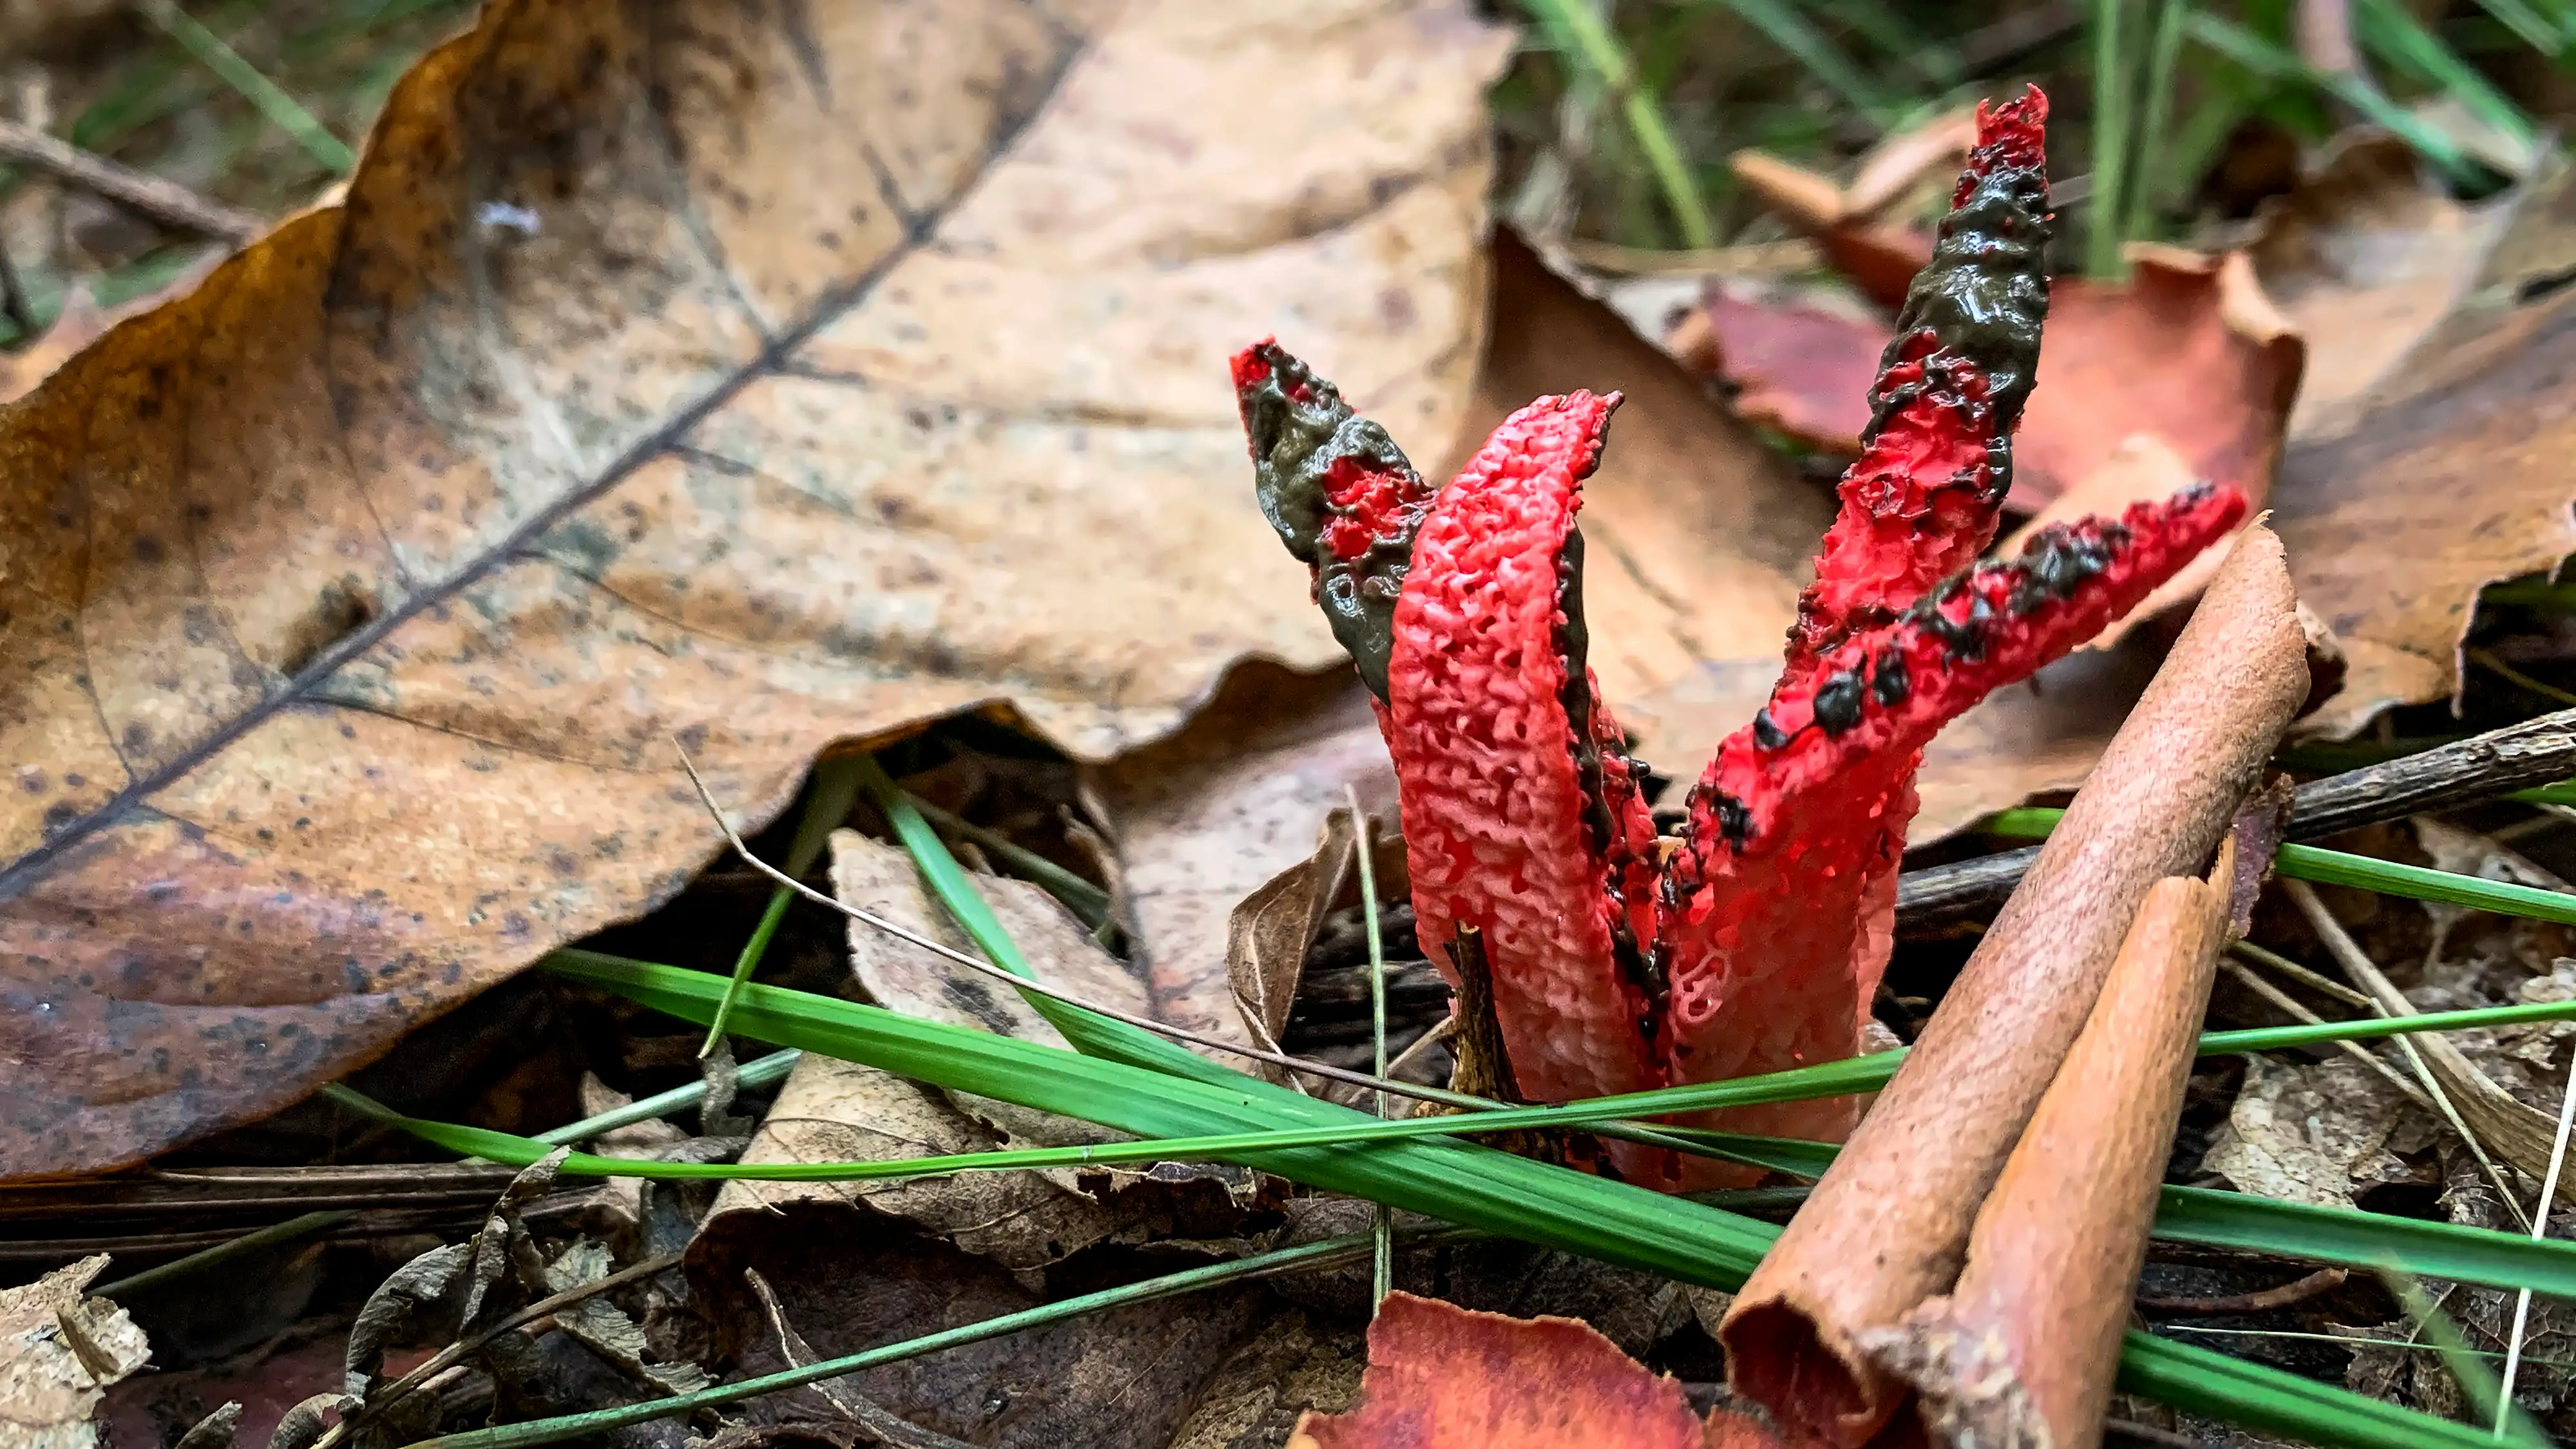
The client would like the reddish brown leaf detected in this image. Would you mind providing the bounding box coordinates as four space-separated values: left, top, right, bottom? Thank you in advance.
1667 286 1879 451
1671 248 2302 513
2017 249 2304 511
1286 1292 1785 1449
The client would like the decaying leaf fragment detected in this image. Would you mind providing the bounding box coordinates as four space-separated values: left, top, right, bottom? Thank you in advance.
1285 1292 1786 1448
0 0 1513 1177
0 1256 151 1449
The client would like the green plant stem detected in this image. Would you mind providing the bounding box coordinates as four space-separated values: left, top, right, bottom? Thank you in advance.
2089 0 2137 278
1696 0 1897 124
540 958 2564 1447
2183 12 2480 184
2123 0 2186 249
2378 1268 2551 1444
1982 808 2576 924
399 1226 1429 1449
137 0 355 174
906 796 1112 924
2353 0 2538 166
546 948 2576 1151
703 759 866 1054
1353 795 1394 1307
94 1209 352 1299
1517 0 1714 248
1675 1128 2576 1301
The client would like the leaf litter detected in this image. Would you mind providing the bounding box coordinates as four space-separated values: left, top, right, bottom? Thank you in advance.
23 6 2576 1449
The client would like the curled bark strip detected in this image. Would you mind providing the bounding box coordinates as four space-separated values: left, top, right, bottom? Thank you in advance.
1719 527 2309 1447
1860 862 2233 1449
1896 704 2576 929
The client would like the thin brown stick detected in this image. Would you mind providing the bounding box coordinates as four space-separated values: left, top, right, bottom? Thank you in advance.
0 118 264 241
2220 958 2435 1111
2284 876 2558 1220
1862 868 2231 1449
1722 527 2310 1448
746 1269 978 1449
1900 704 2576 928
2137 1267 2349 1315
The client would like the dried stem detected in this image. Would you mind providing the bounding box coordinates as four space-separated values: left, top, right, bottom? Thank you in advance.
0 118 264 240
1864 862 2232 1449
1721 527 2309 1447
1900 705 2576 929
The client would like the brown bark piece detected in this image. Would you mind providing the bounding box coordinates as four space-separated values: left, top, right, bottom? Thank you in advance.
1862 866 2232 1449
1718 527 2310 1448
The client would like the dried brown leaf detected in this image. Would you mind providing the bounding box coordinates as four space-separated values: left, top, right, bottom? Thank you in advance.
0 1256 151 1449
2249 134 2512 439
2201 1056 2420 1209
1085 668 1394 1058
0 0 1513 1176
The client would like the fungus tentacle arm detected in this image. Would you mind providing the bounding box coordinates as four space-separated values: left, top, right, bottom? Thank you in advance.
1660 488 2250 1137
1788 86 2053 683
1386 392 1667 1107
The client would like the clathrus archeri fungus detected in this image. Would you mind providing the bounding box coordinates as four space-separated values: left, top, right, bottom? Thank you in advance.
1231 87 2246 1184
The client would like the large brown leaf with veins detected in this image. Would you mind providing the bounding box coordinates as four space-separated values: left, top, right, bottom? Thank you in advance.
0 0 1510 1177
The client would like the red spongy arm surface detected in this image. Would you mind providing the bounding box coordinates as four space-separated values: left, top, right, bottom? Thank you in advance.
1385 392 1667 1108
1659 484 2248 1133
1786 87 2054 683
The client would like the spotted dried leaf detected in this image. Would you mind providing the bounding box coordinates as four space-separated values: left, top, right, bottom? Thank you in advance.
0 0 1513 1176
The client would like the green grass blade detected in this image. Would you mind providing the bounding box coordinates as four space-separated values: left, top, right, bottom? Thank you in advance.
2378 1268 2552 1444
2184 12 2481 184
703 758 866 1053
1693 0 1900 125
906 796 1112 925
2123 0 2187 249
546 958 2533 1448
552 947 2576 1128
546 950 1788 1282
2354 0 2539 164
854 754 1232 1085
2117 1331 2505 1449
1982 807 2576 925
2089 0 2137 278
544 958 2576 1325
1661 1129 2576 1301
137 0 355 174
403 1226 1421 1449
1515 0 1716 247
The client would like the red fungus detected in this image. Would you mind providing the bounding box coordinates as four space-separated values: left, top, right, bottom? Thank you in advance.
1232 85 2249 1186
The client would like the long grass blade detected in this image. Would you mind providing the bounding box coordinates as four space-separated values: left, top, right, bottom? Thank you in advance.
2088 0 2137 278
1515 0 1716 247
533 959 2576 1307
1694 0 1900 125
1655 1128 2576 1300
1982 808 2576 925
2353 0 2539 164
2378 1267 2551 1444
399 1226 1432 1449
546 957 2535 1446
703 759 865 1053
2183 11 2481 183
137 0 354 173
